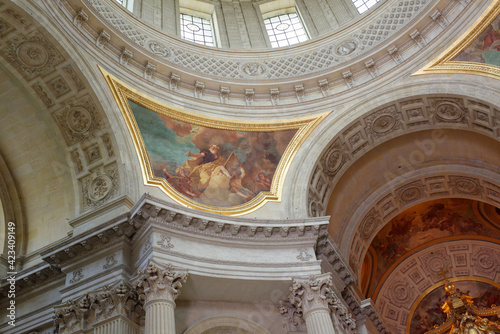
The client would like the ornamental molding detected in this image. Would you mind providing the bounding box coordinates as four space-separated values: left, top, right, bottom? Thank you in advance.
415 1 500 80
45 0 476 105
316 234 356 286
0 262 64 298
360 298 389 334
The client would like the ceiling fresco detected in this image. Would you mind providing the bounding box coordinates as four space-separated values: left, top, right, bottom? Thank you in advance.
129 100 297 207
454 10 500 66
362 198 500 298
103 69 326 215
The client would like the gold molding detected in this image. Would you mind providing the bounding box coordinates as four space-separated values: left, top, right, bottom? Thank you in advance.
406 276 500 333
413 1 500 79
100 67 328 216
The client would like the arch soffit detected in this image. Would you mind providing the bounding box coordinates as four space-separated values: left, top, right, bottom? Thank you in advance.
0 4 126 242
338 164 500 279
184 316 272 334
306 93 500 219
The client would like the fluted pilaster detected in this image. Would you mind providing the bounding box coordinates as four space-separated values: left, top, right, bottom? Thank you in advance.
134 264 188 334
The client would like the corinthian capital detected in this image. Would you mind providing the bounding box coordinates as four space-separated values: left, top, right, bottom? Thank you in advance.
289 273 333 315
134 264 188 304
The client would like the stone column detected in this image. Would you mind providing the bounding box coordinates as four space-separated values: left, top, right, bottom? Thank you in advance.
134 264 188 334
289 273 337 334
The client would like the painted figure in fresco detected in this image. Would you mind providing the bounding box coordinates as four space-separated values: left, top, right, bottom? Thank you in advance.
255 172 272 192
164 144 258 204
162 167 201 199
182 144 227 192
481 25 500 65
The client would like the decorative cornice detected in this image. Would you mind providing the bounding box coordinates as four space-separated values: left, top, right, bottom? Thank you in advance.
0 263 64 298
131 194 330 241
360 298 389 334
316 234 356 286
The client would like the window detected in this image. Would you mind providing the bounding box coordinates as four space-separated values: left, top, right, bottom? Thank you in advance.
180 13 215 47
352 0 380 14
114 0 134 12
263 12 308 48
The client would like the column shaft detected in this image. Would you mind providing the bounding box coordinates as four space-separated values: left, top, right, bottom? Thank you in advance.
94 318 140 334
145 300 176 334
305 309 337 334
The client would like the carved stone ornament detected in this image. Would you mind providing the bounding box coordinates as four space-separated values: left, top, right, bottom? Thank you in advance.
360 214 379 240
54 295 91 334
372 114 396 133
66 107 91 133
241 62 266 76
88 175 113 201
435 102 464 121
289 273 333 314
16 41 48 68
149 41 170 58
336 40 357 56
81 164 119 210
327 290 357 333
134 264 188 303
54 283 144 333
278 300 306 332
325 148 343 174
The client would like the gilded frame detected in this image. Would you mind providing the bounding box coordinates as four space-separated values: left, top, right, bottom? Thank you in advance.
101 67 328 215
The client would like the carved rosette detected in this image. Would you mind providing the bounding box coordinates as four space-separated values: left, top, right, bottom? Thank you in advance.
134 264 188 306
81 163 119 210
7 33 64 80
289 273 333 315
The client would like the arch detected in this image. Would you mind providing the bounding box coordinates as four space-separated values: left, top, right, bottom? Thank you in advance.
184 316 272 334
0 152 25 275
306 94 500 219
